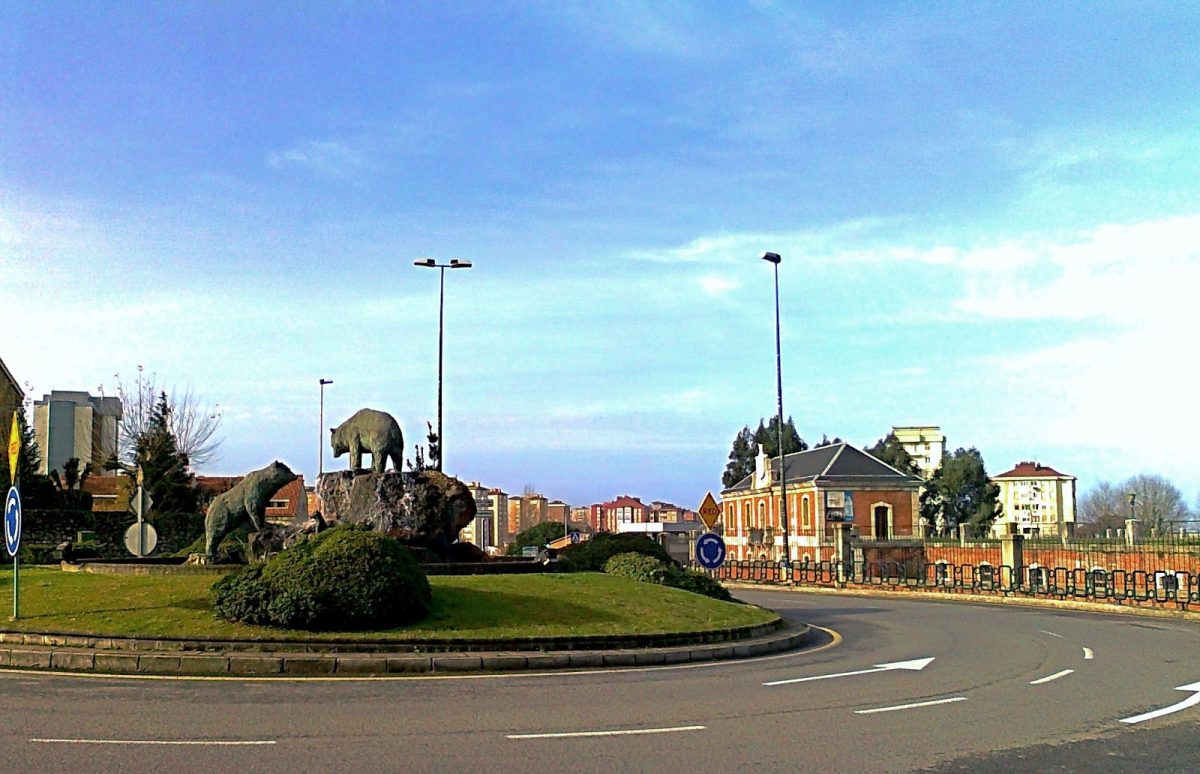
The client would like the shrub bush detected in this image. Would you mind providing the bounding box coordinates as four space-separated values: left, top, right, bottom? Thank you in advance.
211 525 432 630
662 566 735 603
602 552 671 584
558 532 675 572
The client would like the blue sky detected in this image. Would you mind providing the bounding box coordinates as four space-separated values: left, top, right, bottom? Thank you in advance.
3 2 1199 508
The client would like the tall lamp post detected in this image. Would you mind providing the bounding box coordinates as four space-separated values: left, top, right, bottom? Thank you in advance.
318 378 333 478
762 251 791 569
414 257 472 471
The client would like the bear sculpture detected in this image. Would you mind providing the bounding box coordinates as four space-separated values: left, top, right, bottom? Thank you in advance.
204 460 297 560
330 408 404 474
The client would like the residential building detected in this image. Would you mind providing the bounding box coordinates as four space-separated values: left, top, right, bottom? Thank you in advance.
546 500 570 524
81 474 134 512
588 495 649 533
32 390 123 476
487 488 509 548
461 481 498 550
649 500 697 523
0 358 22 478
891 425 945 479
991 461 1077 538
196 474 308 526
507 492 549 536
720 442 923 563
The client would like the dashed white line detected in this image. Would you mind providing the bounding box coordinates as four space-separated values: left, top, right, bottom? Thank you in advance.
1038 630 1064 638
508 725 706 740
1030 669 1075 685
853 697 966 715
31 739 276 746
1083 647 1094 660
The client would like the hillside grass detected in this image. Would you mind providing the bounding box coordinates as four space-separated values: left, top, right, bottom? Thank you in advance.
0 568 773 641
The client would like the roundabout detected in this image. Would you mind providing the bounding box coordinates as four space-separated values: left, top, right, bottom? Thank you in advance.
2 589 1198 771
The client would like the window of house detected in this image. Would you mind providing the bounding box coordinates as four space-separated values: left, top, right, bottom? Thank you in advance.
801 496 811 529
268 499 287 509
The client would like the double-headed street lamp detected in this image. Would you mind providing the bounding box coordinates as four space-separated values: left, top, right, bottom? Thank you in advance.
763 251 791 569
414 258 472 471
318 378 333 478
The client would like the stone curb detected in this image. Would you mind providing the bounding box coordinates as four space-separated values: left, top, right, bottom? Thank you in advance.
724 582 1200 623
0 624 811 678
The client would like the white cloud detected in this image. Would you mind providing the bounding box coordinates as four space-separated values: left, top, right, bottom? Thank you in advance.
267 140 370 178
697 275 739 297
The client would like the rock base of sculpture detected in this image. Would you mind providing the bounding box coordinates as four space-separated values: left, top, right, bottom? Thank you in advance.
316 469 476 559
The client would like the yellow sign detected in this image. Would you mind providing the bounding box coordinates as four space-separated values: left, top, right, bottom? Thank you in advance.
697 491 722 531
7 414 18 483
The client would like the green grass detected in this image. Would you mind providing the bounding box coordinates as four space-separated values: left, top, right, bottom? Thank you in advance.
0 568 774 640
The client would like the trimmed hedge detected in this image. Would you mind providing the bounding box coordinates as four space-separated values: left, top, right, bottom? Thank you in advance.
602 551 735 603
558 532 675 572
211 525 432 630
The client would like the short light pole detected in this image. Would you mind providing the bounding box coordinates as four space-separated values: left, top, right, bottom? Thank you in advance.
414 257 472 471
762 251 791 570
318 378 333 478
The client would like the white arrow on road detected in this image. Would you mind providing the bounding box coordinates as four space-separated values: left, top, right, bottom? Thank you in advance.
763 657 935 687
1120 681 1200 724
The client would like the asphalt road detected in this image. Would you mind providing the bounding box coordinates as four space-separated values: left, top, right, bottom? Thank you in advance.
1 590 1198 773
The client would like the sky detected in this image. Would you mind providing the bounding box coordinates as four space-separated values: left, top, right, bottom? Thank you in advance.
2 2 1199 510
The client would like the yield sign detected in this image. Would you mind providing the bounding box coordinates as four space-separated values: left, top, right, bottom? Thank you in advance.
697 491 722 530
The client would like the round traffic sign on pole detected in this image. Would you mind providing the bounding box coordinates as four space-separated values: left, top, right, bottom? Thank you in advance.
5 486 21 557
124 522 158 558
694 532 726 570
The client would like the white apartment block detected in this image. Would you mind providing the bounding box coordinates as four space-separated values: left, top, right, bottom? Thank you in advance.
991 461 1077 537
891 425 945 479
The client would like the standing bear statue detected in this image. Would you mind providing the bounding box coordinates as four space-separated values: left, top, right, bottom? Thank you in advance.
330 408 404 474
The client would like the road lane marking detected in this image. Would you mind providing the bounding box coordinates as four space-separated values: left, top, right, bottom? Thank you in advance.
1038 630 1064 638
31 739 276 746
854 697 966 715
764 657 934 686
1120 681 1200 724
1030 669 1074 685
507 725 705 739
1082 647 1094 660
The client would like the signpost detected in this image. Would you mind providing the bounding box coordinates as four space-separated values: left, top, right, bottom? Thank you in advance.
694 492 726 571
6 486 21 619
126 469 158 558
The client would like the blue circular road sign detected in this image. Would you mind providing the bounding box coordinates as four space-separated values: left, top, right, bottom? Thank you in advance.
5 486 21 557
695 532 726 570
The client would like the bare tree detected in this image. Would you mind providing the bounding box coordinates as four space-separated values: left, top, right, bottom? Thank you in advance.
1078 481 1128 536
1126 473 1191 534
108 366 223 468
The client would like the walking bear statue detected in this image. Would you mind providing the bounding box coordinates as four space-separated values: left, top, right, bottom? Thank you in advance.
330 408 404 474
204 460 297 560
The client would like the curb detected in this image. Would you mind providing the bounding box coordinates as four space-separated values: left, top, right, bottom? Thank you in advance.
725 582 1200 623
0 623 811 678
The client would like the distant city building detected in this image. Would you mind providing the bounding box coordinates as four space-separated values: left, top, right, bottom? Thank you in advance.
649 500 697 524
991 461 1077 538
462 481 497 550
546 500 570 524
890 425 945 479
487 488 509 547
507 493 548 535
721 442 923 563
32 390 123 476
589 495 649 533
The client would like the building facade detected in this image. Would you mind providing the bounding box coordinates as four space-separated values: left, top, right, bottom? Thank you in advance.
32 390 123 476
891 425 945 479
507 493 549 536
991 461 1077 537
720 442 923 563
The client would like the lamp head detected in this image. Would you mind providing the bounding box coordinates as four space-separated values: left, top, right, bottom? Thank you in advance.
414 258 436 267
762 252 782 264
449 258 472 269
320 378 333 386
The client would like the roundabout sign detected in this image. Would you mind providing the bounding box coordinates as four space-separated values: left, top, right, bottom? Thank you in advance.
695 532 726 570
5 485 20 558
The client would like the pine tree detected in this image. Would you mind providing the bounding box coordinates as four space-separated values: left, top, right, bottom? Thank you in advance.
1 405 55 507
134 392 198 517
865 433 920 476
723 416 808 488
919 447 1000 528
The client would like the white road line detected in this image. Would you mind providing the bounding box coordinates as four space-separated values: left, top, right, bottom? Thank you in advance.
1038 630 1064 638
30 739 276 746
1120 681 1200 724
853 697 966 715
1030 669 1075 685
1082 647 1094 660
507 725 705 740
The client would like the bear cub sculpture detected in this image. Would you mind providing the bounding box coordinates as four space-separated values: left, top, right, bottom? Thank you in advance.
330 408 404 474
204 460 297 560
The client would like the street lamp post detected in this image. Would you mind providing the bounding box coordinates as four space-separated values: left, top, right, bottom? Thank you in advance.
762 251 791 569
414 258 472 471
318 378 333 479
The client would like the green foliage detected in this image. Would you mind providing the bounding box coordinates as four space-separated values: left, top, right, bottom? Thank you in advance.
124 392 198 517
506 520 570 555
211 525 432 630
601 551 735 602
176 523 252 563
558 532 674 572
1 406 56 508
865 433 921 476
603 552 671 583
722 417 808 488
920 447 1000 528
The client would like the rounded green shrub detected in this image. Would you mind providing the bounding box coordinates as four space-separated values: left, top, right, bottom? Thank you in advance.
603 552 671 584
211 525 432 630
559 532 675 572
663 566 735 603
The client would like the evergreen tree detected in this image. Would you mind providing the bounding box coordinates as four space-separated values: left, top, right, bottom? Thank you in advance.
133 392 198 517
722 427 755 488
919 447 1000 528
865 433 920 476
722 416 808 488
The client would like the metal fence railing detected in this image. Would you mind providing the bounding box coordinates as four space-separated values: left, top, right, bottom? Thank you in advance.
695 558 1200 612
